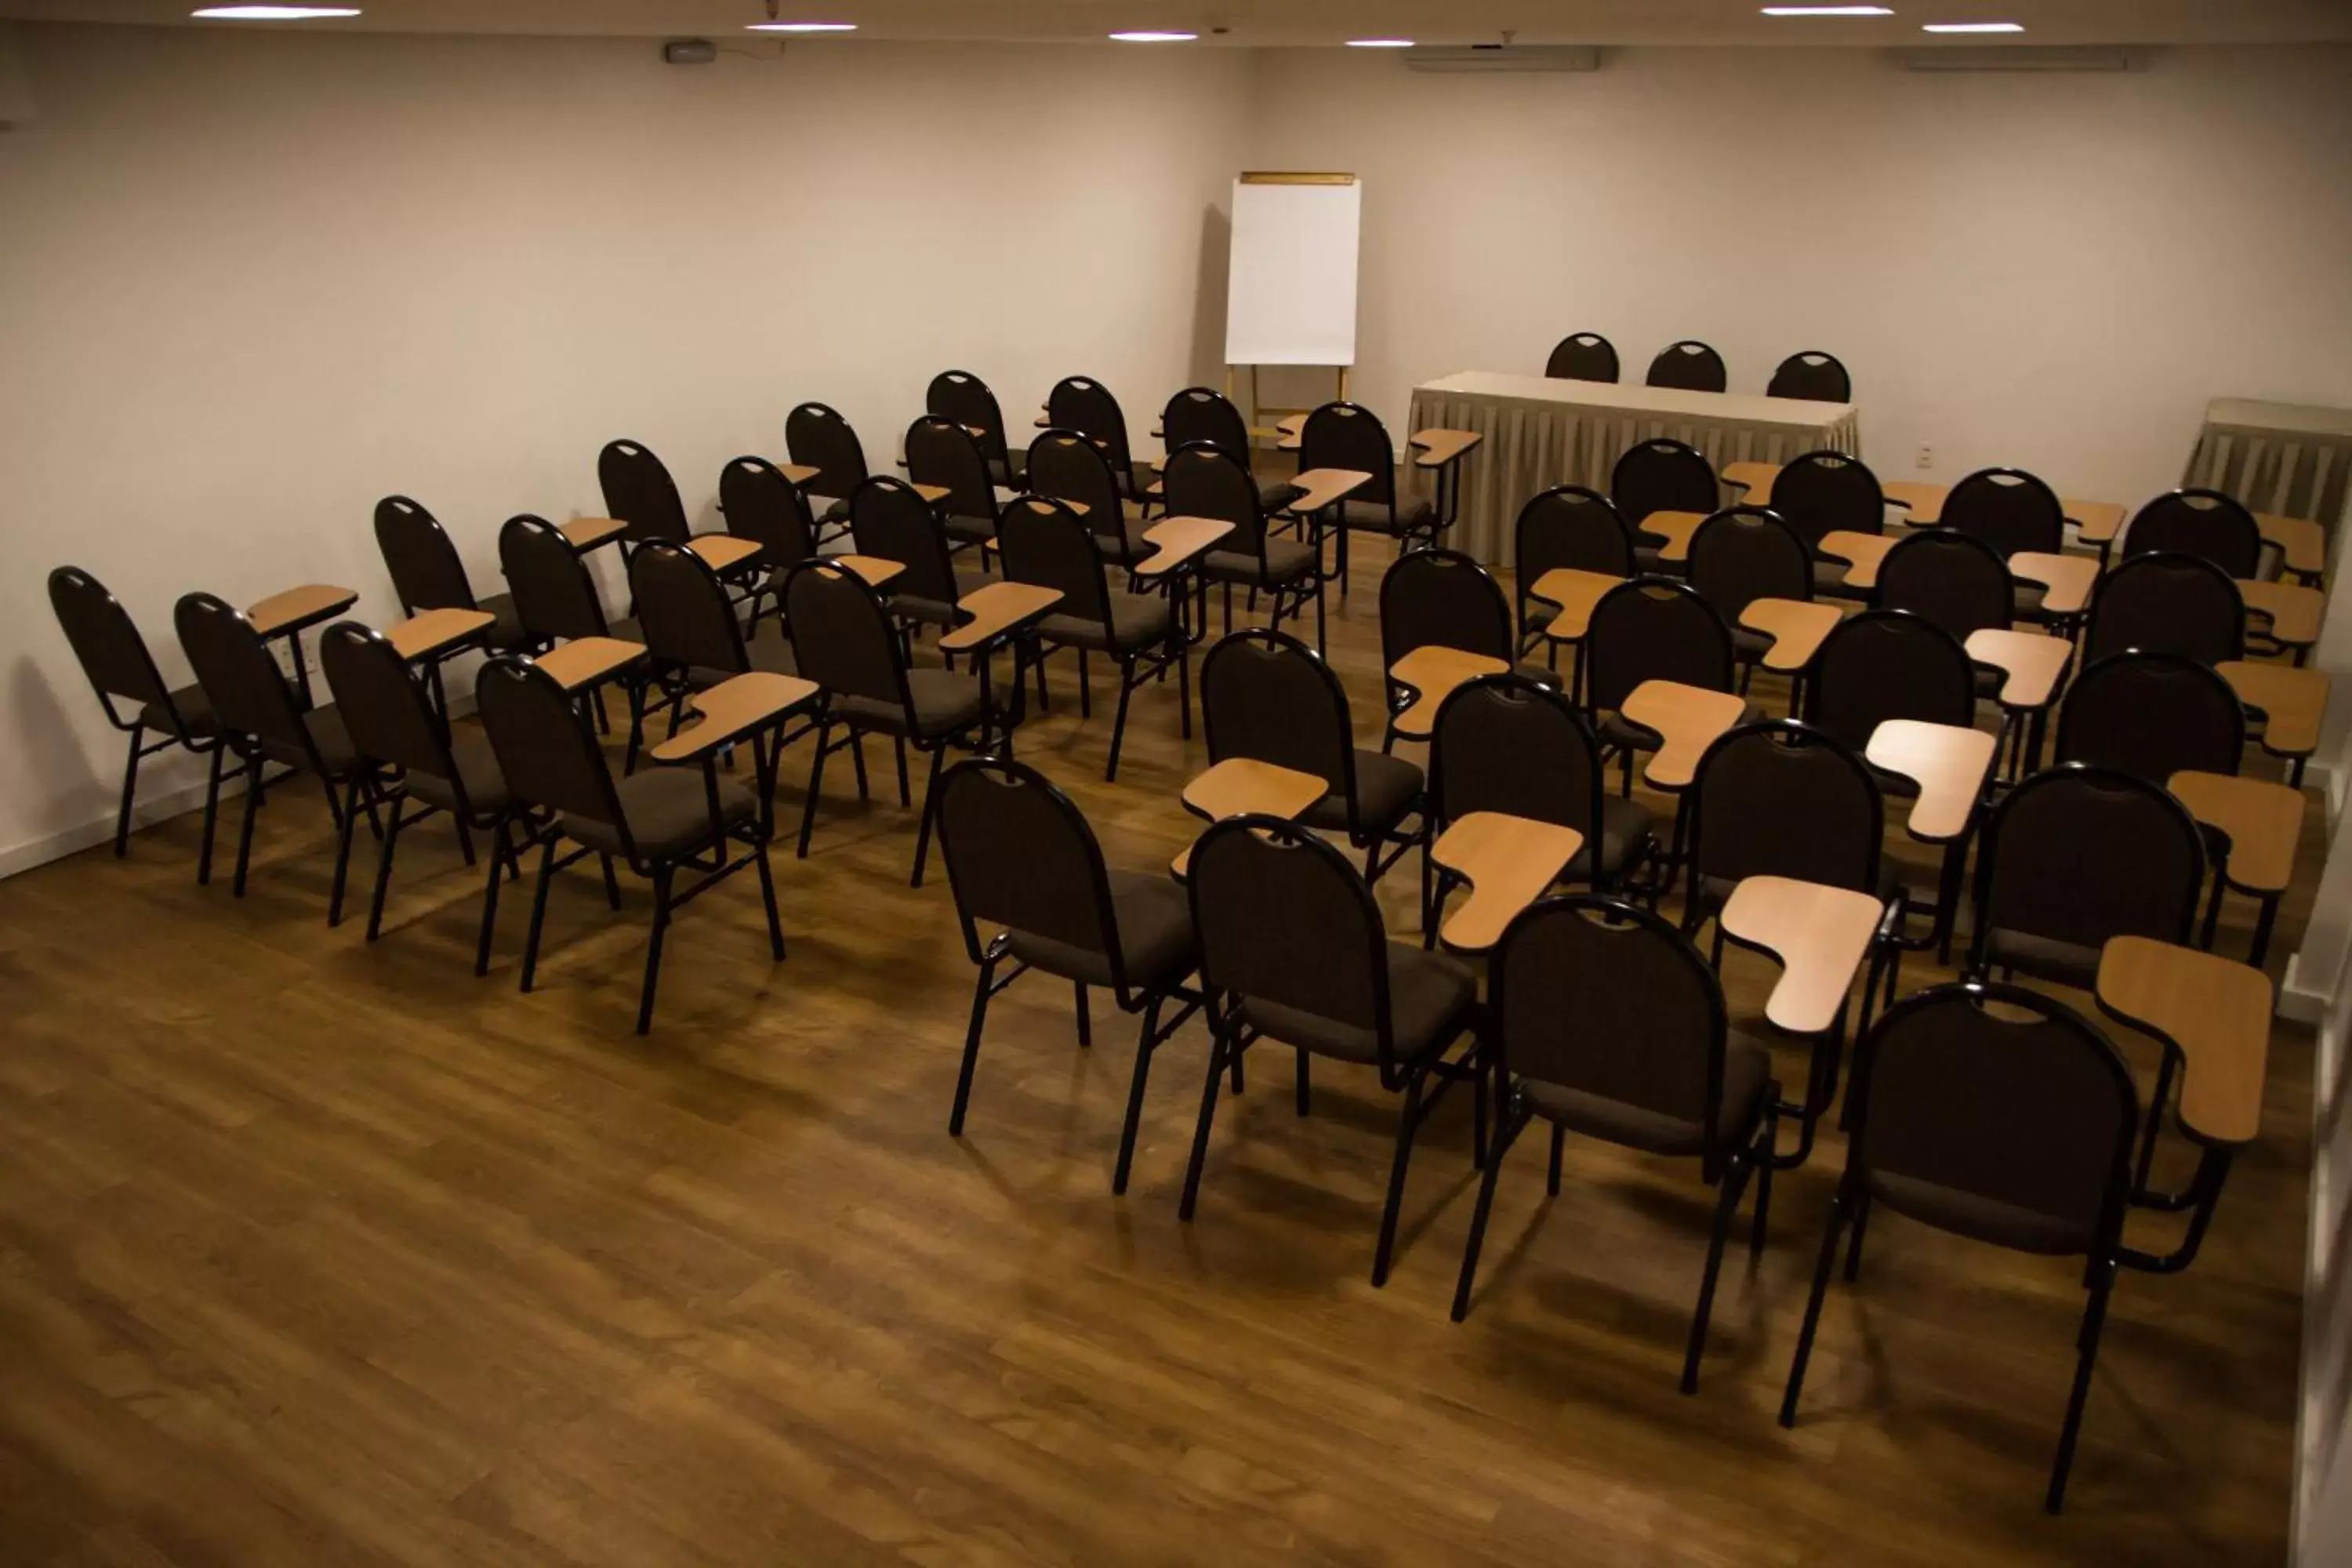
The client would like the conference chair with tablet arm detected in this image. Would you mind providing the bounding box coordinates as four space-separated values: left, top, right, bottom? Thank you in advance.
1377 547 1558 749
1026 428 1151 571
597 439 693 552
2082 551 2246 666
1544 331 1620 383
1160 386 1298 512
1780 980 2142 1515
848 474 990 646
1646 339 1728 393
1686 506 1816 695
1178 814 1486 1289
926 369 1023 490
1453 894 1776 1396
904 415 1001 554
1513 485 1641 667
1766 350 1852 403
1940 468 2066 622
996 495 1185 782
1875 528 2017 709
499 513 651 744
372 495 532 655
1044 376 1149 500
628 540 805 764
935 757 1203 1195
476 655 787 1036
1200 627 1426 884
174 590 378 913
1610 437 1719 564
1766 449 1884 601
48 565 224 860
1165 443 1326 652
717 456 822 633
2054 652 2245 790
1298 401 1445 590
318 622 531 972
785 400 869 538
2122 488 2273 582
1582 577 1744 797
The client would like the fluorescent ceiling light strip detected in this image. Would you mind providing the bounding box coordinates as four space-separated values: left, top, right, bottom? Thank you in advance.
1347 38 1417 48
746 21 858 31
191 5 362 16
1760 5 1895 14
1922 20 2024 31
1108 31 1196 42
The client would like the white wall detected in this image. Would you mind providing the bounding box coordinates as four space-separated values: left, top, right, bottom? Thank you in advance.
0 22 1253 870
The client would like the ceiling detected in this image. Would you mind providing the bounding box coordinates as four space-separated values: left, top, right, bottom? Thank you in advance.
4 0 2350 46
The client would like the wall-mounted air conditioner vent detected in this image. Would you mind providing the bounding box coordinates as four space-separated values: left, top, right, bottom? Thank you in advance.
1404 45 1601 74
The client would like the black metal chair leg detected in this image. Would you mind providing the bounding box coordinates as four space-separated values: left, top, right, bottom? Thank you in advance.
850 731 871 802
597 852 622 909
1842 1189 1874 1281
909 745 947 887
453 815 477 869
519 837 558 993
895 738 911 807
1111 996 1162 1196
1178 1021 1232 1221
1450 1105 1520 1322
1073 982 1091 1046
1371 1068 1431 1287
365 797 406 940
797 718 832 858
114 725 144 855
1548 1123 1566 1196
473 822 509 977
634 863 673 1035
1176 637 1192 740
231 755 264 897
753 837 786 962
327 775 366 927
196 745 226 886
2133 1050 2180 1194
1682 1156 1751 1394
1777 1190 1850 1428
1294 1048 1310 1116
2047 1269 2115 1514
1105 664 1134 782
947 953 997 1135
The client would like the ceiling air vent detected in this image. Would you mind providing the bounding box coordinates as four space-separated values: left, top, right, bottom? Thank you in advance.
1894 45 2141 72
1404 45 1601 74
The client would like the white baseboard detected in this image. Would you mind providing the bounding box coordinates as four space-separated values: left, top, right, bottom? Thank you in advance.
0 771 230 881
2286 948 2336 1025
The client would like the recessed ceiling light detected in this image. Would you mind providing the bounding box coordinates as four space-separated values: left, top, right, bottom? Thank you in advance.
746 20 856 31
1108 31 1196 42
1760 5 1895 13
191 5 362 16
1922 20 2024 30
1346 38 1417 48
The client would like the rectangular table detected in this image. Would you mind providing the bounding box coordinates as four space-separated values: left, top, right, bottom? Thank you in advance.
1406 371 1858 564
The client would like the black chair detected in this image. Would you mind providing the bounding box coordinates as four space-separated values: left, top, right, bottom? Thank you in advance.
1766 351 1852 403
1646 340 1728 393
1767 451 1883 601
1942 468 2065 604
784 559 989 885
1044 376 1147 499
996 495 1185 781
319 622 529 972
1452 895 1775 1392
2123 488 2270 582
935 757 1202 1193
628 540 804 765
1167 442 1326 653
1611 437 1719 557
173 591 376 912
1025 429 1150 571
1513 485 1637 664
1377 548 1555 747
1685 506 1814 691
1544 331 1619 383
499 513 650 739
1877 529 2016 703
1780 980 2141 1514
1160 387 1298 511
785 400 868 536
848 474 990 640
1583 577 1740 793
718 456 820 630
904 415 1001 553
373 495 532 653
926 369 1022 490
476 655 785 1035
1200 628 1425 884
1178 814 1486 1287
1426 674 1656 938
2083 551 2246 666
1298 401 1439 586
597 438 694 550
1969 764 2205 992
48 566 223 858
2054 652 2245 788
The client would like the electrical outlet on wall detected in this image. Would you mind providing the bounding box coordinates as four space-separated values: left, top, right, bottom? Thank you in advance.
1915 443 1934 470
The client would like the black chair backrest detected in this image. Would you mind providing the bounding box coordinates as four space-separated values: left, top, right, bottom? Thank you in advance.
1379 547 1512 671
1044 376 1134 481
786 401 868 500
1877 528 2013 640
1687 506 1813 626
476 655 629 840
2084 551 2245 666
173 592 309 760
320 621 459 789
1161 387 1253 468
2124 488 2264 581
597 439 691 547
998 496 1111 630
1200 628 1356 800
1025 430 1130 557
783 560 909 710
1768 450 1882 551
500 514 613 643
1942 467 2063 561
1646 339 1728 393
1766 351 1851 403
1688 720 1881 895
1163 443 1265 559
1515 485 1636 586
935 757 1124 979
1973 764 2205 960
1545 332 1620 383
630 541 747 676
1299 401 1399 511
1804 609 1976 752
47 566 180 734
1491 895 1735 1164
1189 815 1396 1065
905 415 997 526
1584 577 1737 713
1611 437 1719 525
2055 652 2245 785
1852 982 2136 1254
373 495 477 615
1430 673 1606 842
718 456 816 571
849 476 961 608
925 370 1013 476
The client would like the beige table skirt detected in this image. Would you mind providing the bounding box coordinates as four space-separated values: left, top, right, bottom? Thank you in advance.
1407 371 1860 564
2184 397 2352 551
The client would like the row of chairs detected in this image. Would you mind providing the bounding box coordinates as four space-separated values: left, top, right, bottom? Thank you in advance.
1545 333 1853 402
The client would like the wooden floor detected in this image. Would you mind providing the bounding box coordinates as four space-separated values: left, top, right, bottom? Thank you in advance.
0 542 2316 1567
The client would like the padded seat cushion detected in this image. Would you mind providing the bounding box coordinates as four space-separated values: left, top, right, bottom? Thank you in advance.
1980 927 2105 991
1301 750 1424 837
1258 477 1303 512
1201 537 1317 586
474 592 537 654
1041 590 1173 655
685 631 800 689
887 569 998 629
563 768 754 859
1522 1036 1773 1158
1004 869 1197 992
836 667 984 739
1563 794 1656 883
1730 626 1773 662
1815 561 1870 601
261 704 358 775
945 513 996 547
408 734 512 817
1866 1170 2094 1255
986 456 1027 491
1339 494 1436 535
1241 942 1476 1065
1092 517 1155 565
139 683 217 740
